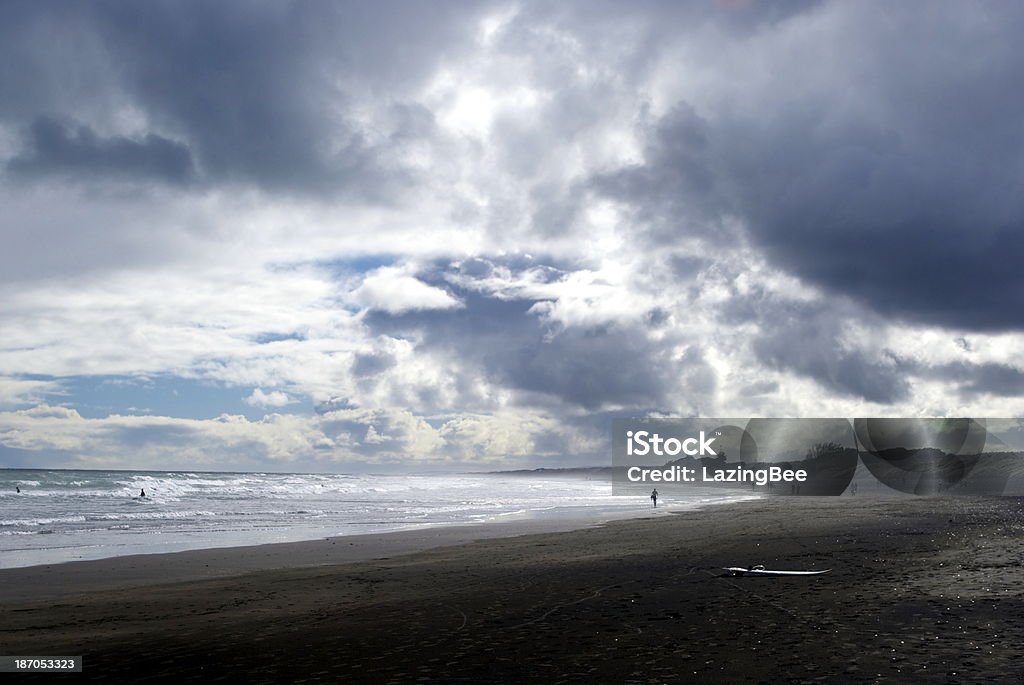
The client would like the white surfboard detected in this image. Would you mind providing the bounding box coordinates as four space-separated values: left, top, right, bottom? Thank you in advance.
723 565 830 577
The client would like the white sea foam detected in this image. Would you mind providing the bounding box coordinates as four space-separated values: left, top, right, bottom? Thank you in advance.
0 469 757 568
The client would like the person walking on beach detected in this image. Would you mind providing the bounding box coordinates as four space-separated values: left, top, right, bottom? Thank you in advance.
651 488 658 508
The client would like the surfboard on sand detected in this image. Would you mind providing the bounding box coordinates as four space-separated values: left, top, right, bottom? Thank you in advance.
723 565 830 577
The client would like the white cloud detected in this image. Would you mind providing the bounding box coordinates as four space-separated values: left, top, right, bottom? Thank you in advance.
0 377 62 407
351 266 463 314
0 404 603 470
244 388 293 408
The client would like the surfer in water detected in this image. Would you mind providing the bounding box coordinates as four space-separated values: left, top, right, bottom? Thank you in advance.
139 488 146 498
651 488 658 508
15 486 20 494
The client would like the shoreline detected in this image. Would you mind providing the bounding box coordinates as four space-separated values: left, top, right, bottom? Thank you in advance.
1 468 758 572
3 496 1024 682
0 499 711 603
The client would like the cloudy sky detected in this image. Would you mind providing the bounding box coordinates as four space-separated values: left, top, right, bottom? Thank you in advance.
2 0 1023 472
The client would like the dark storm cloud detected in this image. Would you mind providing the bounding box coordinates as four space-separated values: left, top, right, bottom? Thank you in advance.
8 116 194 184
362 261 707 412
594 103 722 237
738 288 1024 402
597 3 1024 332
505 0 822 60
4 0 1024 433
350 350 398 397
0 0 489 194
350 352 397 380
748 300 910 404
501 324 681 410
924 362 1024 398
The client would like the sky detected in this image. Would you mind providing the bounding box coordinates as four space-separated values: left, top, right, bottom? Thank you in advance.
1 0 1023 472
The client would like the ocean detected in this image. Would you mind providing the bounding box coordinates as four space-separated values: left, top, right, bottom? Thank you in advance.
0 469 756 568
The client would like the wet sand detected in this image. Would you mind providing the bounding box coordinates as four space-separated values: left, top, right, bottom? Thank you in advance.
3 497 1024 683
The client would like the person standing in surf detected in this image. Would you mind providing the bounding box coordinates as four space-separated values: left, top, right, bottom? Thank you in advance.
650 488 658 508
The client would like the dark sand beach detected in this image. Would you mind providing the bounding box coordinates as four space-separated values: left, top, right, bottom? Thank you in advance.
3 497 1024 683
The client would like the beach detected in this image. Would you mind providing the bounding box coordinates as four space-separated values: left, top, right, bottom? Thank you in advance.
0 469 746 568
3 496 1024 683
